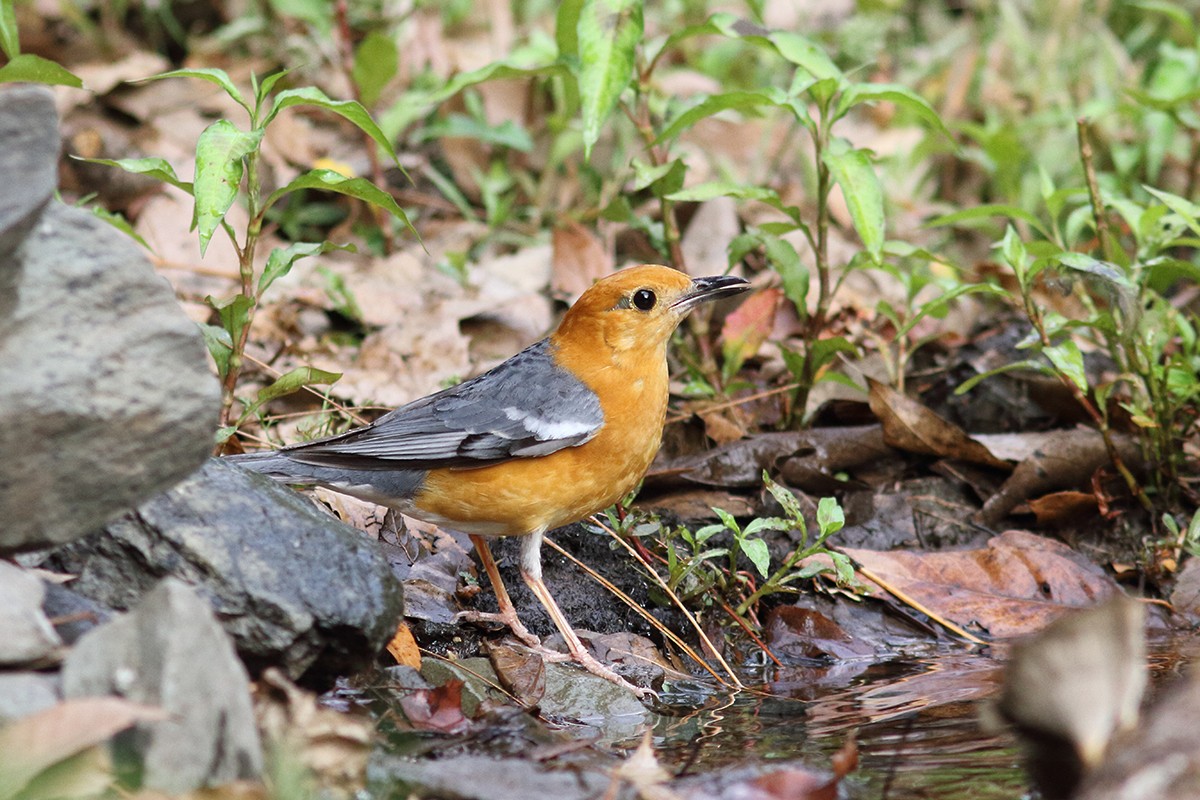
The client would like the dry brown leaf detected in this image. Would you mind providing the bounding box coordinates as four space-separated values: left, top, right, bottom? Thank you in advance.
552 220 612 302
842 530 1121 638
979 428 1141 526
611 731 680 800
867 378 1011 470
254 669 371 796
679 197 740 277
488 643 546 705
0 697 166 800
1028 491 1099 525
397 680 475 735
764 606 875 662
386 622 422 669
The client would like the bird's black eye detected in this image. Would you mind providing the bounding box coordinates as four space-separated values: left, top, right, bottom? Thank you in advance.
632 288 657 311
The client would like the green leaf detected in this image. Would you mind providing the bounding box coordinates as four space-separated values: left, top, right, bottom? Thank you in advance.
1131 0 1196 38
926 204 1053 240
816 496 844 537
998 224 1029 283
198 322 234 379
767 31 841 81
0 0 18 58
209 294 254 352
1043 339 1088 394
836 83 952 142
713 506 739 533
252 365 341 408
264 169 416 238
655 89 785 143
267 87 399 165
830 552 855 584
0 54 83 87
259 241 355 296
555 0 584 58
632 157 685 195
193 120 263 256
667 180 803 224
740 537 771 578
352 31 398 108
576 0 642 159
955 358 1051 395
75 156 194 194
142 68 250 115
763 471 805 521
760 235 806 313
1145 186 1200 237
823 139 884 260
87 205 151 251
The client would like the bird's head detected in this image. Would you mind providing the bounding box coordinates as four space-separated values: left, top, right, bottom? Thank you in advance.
552 265 751 357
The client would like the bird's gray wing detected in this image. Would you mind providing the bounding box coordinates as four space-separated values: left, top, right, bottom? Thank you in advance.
279 338 604 470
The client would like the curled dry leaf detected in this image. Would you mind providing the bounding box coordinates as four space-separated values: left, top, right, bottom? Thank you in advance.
611 731 680 800
386 622 422 669
866 378 1011 470
979 428 1142 526
0 697 167 800
488 643 546 706
254 669 371 797
840 530 1121 638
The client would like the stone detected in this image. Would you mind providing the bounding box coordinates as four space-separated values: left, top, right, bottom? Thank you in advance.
0 672 59 721
0 562 62 666
50 459 405 684
0 86 58 258
61 578 263 793
0 200 219 553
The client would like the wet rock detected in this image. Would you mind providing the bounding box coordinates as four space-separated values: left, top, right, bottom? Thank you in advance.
539 660 649 724
369 753 610 800
0 86 57 257
0 562 62 666
41 581 112 645
50 459 405 683
0 87 218 554
61 578 263 793
0 672 59 721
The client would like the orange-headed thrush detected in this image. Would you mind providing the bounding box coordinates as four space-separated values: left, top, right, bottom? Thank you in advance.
228 264 751 695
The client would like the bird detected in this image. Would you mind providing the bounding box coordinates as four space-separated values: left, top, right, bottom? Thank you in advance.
227 264 751 696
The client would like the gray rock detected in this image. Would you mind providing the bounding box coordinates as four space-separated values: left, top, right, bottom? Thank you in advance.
0 562 62 666
0 86 58 259
0 672 60 721
61 578 263 793
369 753 610 800
0 201 219 554
50 459 405 683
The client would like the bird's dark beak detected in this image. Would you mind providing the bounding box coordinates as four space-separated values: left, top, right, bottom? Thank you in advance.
672 275 752 311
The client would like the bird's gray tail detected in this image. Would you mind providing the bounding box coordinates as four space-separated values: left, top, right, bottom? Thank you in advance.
224 451 322 485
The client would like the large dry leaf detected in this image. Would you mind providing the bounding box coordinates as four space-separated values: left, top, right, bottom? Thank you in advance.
979 428 1142 526
842 530 1121 638
551 220 612 303
0 697 166 800
679 197 740 276
867 378 1011 470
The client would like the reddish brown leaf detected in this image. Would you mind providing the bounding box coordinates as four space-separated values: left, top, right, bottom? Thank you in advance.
1028 490 1099 525
397 680 475 735
720 287 780 371
841 530 1121 638
488 643 546 706
764 606 875 662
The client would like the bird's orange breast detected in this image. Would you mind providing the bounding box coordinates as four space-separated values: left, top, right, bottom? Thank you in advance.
412 340 670 536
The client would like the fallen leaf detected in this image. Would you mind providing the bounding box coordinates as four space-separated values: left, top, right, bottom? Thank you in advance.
1028 491 1099 525
680 196 740 277
612 731 680 800
552 220 612 302
867 378 1011 470
0 697 166 800
386 622 422 669
840 530 1121 638
764 606 875 662
720 287 780 373
397 680 475 735
488 643 546 706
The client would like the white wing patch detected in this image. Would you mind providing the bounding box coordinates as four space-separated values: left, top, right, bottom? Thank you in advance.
503 406 596 440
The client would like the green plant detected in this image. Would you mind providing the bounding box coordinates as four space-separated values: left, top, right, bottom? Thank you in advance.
87 68 417 443
0 0 81 86
662 472 851 621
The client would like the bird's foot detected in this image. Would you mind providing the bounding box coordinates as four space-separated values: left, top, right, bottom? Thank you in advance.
457 608 547 651
569 648 655 699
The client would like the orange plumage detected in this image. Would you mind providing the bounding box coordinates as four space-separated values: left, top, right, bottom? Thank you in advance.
228 264 750 696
